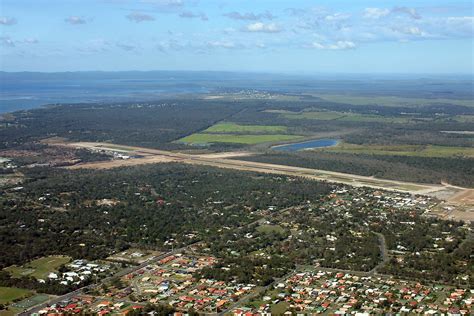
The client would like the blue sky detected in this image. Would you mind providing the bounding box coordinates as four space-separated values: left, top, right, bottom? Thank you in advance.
0 0 473 73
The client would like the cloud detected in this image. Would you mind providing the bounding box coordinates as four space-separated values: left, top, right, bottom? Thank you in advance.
141 0 183 6
310 40 356 50
65 16 87 25
78 39 111 53
285 8 306 16
155 38 247 52
286 6 469 47
325 13 351 22
363 7 421 20
291 7 351 30
22 38 39 44
156 39 188 52
363 8 390 19
0 36 39 47
224 11 275 21
116 42 136 51
105 0 187 12
179 11 208 21
223 27 237 34
392 7 421 20
392 26 427 37
445 16 474 24
126 12 155 22
443 16 474 34
0 36 15 47
207 40 240 49
140 0 185 12
0 16 17 26
243 22 282 33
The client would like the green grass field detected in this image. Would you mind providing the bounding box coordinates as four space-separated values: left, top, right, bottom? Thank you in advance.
0 287 32 304
283 111 345 121
283 110 411 123
179 133 303 145
257 224 286 235
319 143 474 158
4 255 71 280
204 122 288 133
180 121 301 145
0 309 20 316
312 94 474 108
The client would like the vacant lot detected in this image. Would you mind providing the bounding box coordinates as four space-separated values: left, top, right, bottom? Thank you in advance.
178 133 302 145
4 255 71 280
318 143 474 158
0 287 32 304
204 122 288 133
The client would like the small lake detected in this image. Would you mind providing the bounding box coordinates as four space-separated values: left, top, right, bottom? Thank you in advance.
273 139 339 152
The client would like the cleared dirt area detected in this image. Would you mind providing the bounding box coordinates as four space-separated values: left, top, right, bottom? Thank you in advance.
448 189 474 205
442 209 473 222
67 155 176 169
428 201 474 223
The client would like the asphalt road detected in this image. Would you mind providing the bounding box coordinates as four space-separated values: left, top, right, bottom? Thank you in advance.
19 244 196 316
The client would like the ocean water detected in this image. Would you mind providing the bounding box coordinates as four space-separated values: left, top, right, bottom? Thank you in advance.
0 74 211 113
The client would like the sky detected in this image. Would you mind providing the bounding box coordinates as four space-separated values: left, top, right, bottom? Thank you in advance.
0 0 473 74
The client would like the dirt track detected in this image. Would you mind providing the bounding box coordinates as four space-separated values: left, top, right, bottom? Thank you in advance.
62 141 461 193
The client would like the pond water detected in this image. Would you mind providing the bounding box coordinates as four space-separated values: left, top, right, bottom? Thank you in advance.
273 139 339 152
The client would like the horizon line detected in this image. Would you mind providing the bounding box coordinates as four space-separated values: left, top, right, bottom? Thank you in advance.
1 70 473 77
